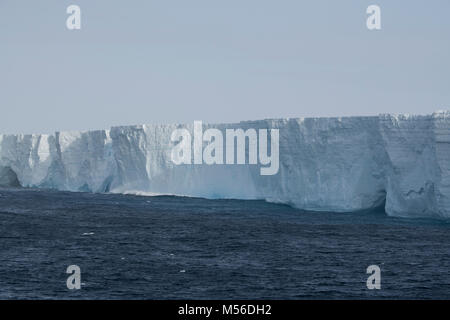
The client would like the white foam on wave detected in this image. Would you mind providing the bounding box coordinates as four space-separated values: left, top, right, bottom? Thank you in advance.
114 190 183 197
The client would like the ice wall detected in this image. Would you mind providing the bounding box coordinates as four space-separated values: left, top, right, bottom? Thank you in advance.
0 112 449 218
379 112 450 217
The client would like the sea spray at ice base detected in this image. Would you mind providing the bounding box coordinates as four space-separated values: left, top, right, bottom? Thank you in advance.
0 112 449 218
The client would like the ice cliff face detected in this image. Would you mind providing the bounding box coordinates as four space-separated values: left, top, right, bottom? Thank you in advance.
0 112 449 218
379 112 450 217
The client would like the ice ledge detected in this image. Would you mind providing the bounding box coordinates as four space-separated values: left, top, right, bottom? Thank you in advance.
0 111 449 218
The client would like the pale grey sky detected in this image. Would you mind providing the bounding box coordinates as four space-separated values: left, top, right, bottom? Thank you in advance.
1 0 449 134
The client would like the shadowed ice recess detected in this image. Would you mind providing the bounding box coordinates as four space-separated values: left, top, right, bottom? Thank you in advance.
0 112 449 218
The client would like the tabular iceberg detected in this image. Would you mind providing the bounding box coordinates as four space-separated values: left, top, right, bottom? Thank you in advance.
0 112 449 218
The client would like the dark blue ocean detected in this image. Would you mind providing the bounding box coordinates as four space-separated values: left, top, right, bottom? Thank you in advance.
0 188 449 299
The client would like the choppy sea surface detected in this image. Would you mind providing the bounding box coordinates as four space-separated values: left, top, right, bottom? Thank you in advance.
0 188 449 299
